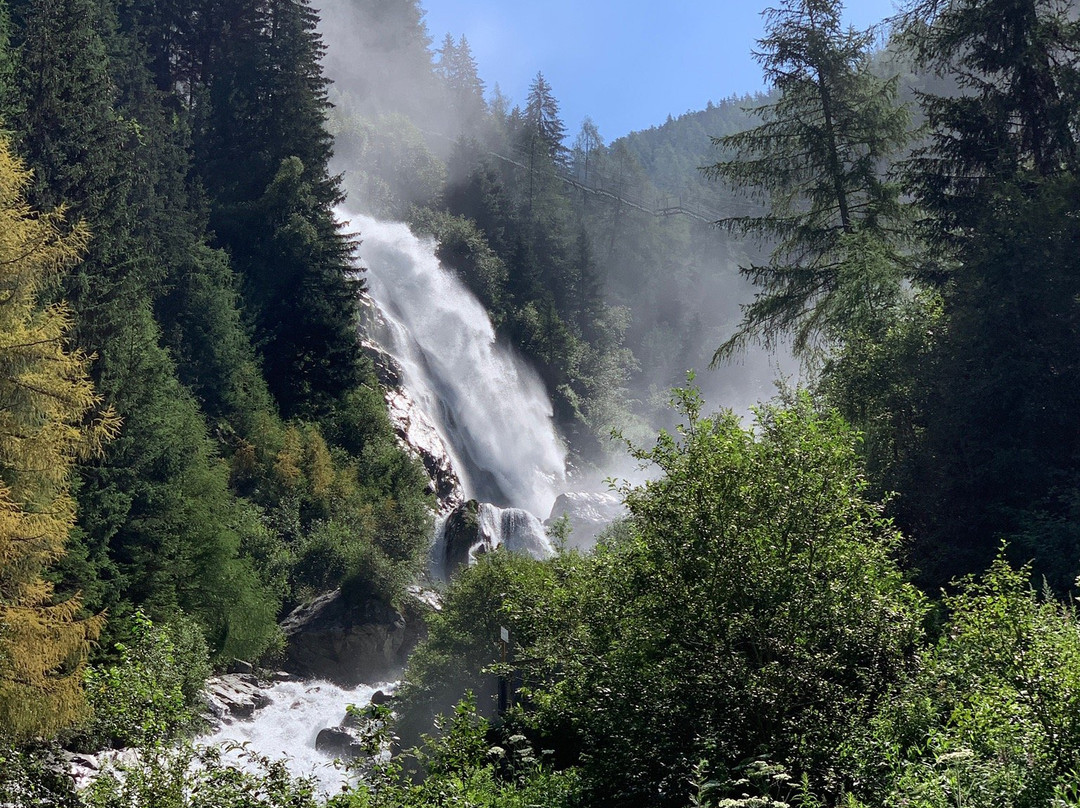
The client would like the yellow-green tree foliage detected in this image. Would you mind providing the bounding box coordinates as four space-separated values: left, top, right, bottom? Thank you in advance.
0 134 118 739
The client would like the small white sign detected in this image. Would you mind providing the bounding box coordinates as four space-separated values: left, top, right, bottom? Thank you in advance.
500 626 510 643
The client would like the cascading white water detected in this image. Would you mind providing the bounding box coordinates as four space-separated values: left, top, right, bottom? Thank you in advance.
477 503 554 560
347 212 566 518
199 680 391 795
428 502 556 580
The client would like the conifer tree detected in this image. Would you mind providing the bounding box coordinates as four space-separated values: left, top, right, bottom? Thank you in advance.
0 135 117 739
571 117 604 185
889 0 1080 587
704 0 910 358
191 0 363 417
437 34 486 137
9 0 280 657
523 72 568 168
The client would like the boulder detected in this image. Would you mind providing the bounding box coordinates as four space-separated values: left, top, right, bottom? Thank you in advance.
545 491 626 550
315 700 392 760
203 673 272 723
280 589 426 686
315 726 367 759
441 499 482 576
65 748 140 792
406 583 442 611
370 689 395 706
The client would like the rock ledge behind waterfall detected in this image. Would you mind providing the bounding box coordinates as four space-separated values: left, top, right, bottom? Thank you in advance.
360 297 464 513
545 491 626 550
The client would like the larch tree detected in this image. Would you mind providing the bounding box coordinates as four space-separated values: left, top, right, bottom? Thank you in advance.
0 135 117 739
571 117 604 186
704 0 911 359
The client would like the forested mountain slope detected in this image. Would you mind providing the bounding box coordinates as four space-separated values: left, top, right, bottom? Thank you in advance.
0 0 435 733
2 1 1080 808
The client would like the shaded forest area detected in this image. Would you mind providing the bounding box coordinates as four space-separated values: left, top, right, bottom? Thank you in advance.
2 0 1080 807
0 0 435 741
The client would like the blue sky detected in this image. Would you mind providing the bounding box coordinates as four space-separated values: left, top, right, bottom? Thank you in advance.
421 0 899 141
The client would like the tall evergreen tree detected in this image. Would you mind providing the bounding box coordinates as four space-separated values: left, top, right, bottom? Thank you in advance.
522 72 567 168
189 0 363 417
8 0 279 657
437 34 486 137
903 0 1080 231
891 0 1080 587
571 117 604 185
704 0 911 358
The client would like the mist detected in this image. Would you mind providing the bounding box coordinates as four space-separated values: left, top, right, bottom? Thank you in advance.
314 0 795 488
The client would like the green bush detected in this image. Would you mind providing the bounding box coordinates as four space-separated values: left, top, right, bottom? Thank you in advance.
0 743 82 807
545 390 926 806
82 743 322 808
394 549 591 752
78 611 210 750
870 556 1080 808
331 696 581 808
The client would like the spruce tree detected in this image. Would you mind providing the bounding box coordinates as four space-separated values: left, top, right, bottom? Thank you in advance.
704 0 911 358
892 0 1080 587
191 0 363 417
8 0 279 657
437 34 486 137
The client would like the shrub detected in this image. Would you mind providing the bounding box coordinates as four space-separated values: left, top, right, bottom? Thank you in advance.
78 611 210 750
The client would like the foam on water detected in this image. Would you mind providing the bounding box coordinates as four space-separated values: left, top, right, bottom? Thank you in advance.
199 679 392 795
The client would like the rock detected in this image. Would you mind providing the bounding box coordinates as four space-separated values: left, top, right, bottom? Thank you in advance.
318 696 393 759
315 726 366 759
383 384 464 511
65 748 139 791
442 499 482 575
545 491 626 550
406 583 442 611
370 689 394 706
202 673 272 723
227 659 254 675
280 589 426 686
359 302 465 515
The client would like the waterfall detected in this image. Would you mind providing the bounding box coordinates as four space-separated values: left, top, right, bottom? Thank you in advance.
477 503 555 560
192 216 571 790
429 503 555 580
348 213 566 518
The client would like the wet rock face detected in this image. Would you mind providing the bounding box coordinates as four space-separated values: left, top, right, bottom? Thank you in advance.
279 589 426 687
384 384 464 510
362 337 464 513
545 491 626 551
441 499 482 576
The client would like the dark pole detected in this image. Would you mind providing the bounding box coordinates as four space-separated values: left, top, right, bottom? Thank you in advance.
498 626 510 715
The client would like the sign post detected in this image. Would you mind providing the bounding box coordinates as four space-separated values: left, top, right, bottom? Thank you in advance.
498 626 510 715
